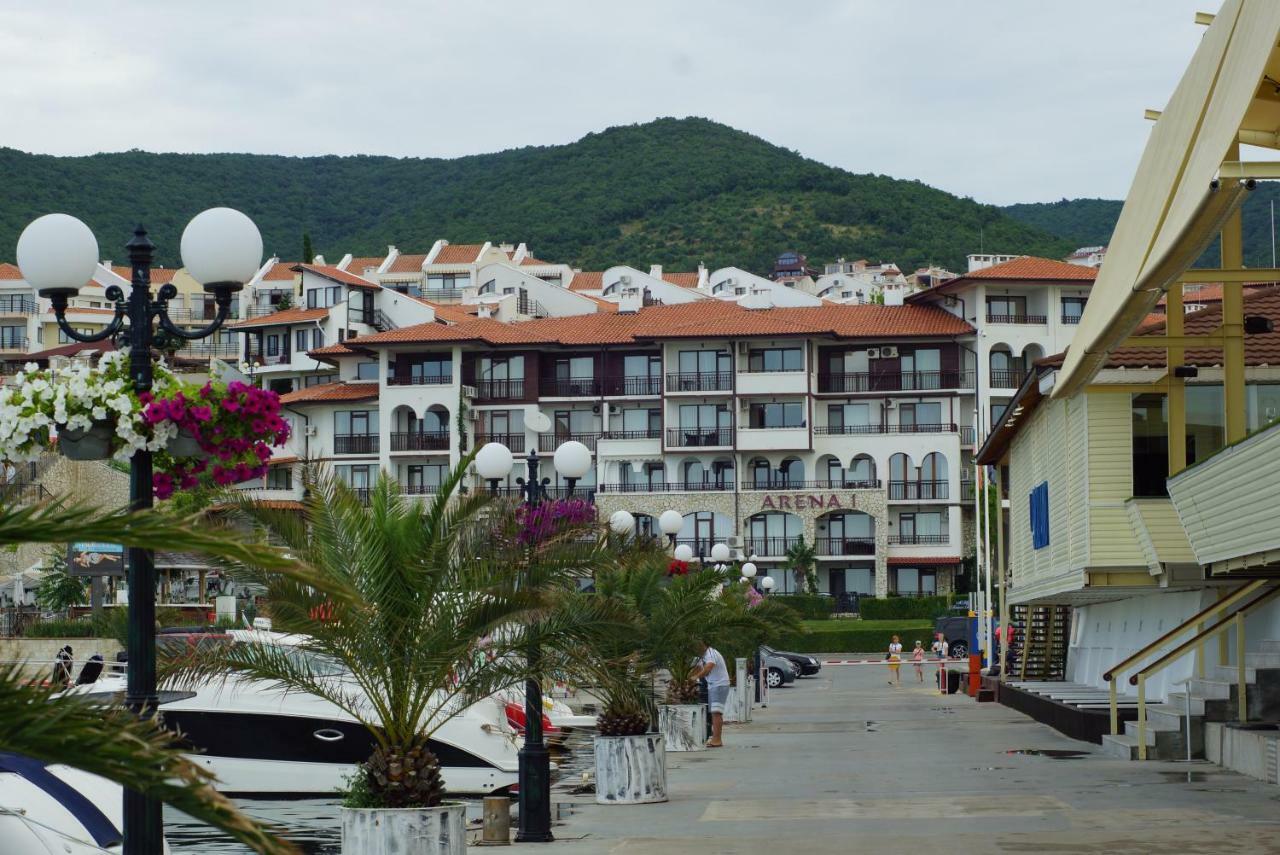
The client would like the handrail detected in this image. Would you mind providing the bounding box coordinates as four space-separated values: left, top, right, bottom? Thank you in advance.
1106 578 1267 738
1129 583 1280 760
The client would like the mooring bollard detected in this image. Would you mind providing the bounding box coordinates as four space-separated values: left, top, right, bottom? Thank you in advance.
482 795 511 845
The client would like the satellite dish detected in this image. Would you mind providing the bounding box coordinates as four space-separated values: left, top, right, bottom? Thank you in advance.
526 411 552 434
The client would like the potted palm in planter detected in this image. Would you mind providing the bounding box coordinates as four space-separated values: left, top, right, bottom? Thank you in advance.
169 456 621 854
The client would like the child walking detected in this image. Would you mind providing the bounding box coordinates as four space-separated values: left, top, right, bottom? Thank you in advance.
887 635 903 685
911 640 925 682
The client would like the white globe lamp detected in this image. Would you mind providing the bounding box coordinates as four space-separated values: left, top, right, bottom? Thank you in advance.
16 214 100 299
181 207 263 293
552 440 592 480
761 576 776 591
710 542 731 563
673 544 694 562
741 561 757 579
658 509 684 536
475 442 514 482
609 510 635 535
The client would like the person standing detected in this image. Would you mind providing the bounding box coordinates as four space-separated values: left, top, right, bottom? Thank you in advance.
911 640 925 683
886 635 902 686
931 632 949 660
52 645 73 688
692 639 730 747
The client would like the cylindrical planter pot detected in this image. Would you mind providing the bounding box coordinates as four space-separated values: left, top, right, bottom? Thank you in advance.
722 684 745 723
58 421 114 460
166 428 206 459
594 733 667 805
658 703 707 752
341 803 466 855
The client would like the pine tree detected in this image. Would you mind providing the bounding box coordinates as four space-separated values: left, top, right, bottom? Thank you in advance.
301 232 314 264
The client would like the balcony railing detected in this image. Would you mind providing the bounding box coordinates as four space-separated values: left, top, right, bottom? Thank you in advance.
816 371 973 393
387 374 453 386
960 426 976 446
888 480 949 500
246 350 290 366
673 538 718 558
489 485 596 502
400 483 444 495
741 479 882 491
475 433 525 453
1061 313 1083 325
989 369 1027 388
175 341 241 358
334 434 379 455
390 431 450 452
542 377 600 397
744 536 802 556
539 432 601 452
340 486 373 505
0 296 36 315
889 533 950 545
961 480 976 501
164 306 224 323
665 371 733 393
815 423 959 436
474 379 525 400
420 289 466 303
986 313 1047 325
815 536 875 556
603 376 663 396
0 335 29 351
244 304 294 319
596 481 732 494
600 428 662 440
666 428 733 447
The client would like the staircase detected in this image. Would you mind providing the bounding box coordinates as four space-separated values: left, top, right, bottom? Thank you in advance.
1102 642 1280 760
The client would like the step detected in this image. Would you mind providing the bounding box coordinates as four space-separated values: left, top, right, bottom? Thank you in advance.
1189 678 1233 700
1247 653 1280 668
1165 692 1208 716
1144 705 1201 732
1259 640 1280 655
1208 664 1262 683
1101 732 1141 760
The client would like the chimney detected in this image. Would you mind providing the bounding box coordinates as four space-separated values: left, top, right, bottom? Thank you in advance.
618 288 643 314
883 288 904 307
649 264 663 279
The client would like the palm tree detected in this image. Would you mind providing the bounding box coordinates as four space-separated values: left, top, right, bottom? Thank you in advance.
0 496 297 855
170 458 626 808
785 536 819 594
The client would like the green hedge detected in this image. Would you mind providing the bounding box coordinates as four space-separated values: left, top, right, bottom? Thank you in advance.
771 594 834 620
859 595 952 620
776 621 934 654
22 618 101 638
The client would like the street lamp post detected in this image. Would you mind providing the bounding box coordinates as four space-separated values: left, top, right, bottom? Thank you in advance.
17 209 262 855
474 438 590 843
657 509 683 550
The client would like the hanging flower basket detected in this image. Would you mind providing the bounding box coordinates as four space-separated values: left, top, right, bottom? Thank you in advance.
58 421 115 460
165 427 206 460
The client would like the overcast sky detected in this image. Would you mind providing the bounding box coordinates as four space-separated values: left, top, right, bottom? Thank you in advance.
0 1 1216 205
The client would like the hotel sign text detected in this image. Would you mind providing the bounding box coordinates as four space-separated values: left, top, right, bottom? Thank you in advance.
760 493 858 511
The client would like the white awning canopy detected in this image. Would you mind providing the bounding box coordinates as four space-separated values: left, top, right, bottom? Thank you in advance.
1056 0 1280 397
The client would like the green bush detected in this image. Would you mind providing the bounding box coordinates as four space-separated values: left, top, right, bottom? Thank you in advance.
859 595 952 620
23 618 100 638
771 594 834 620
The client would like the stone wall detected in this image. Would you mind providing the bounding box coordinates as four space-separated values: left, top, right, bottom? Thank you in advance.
0 637 122 679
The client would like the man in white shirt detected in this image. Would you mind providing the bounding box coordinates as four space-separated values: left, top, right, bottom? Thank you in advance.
692 640 730 747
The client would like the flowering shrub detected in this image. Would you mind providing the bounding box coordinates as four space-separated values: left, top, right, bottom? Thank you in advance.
515 497 597 545
665 559 691 577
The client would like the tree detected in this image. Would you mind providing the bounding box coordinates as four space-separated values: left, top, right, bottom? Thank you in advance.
34 546 87 611
301 232 314 264
785 536 819 594
170 458 623 808
0 496 296 854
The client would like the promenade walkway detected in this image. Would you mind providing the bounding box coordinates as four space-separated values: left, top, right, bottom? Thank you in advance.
514 662 1280 854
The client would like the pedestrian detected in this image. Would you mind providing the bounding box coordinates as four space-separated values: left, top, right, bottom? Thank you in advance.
886 635 902 685
931 632 949 660
911 640 925 682
692 639 730 747
52 644 73 688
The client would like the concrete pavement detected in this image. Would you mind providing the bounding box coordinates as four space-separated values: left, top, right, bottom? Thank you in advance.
513 661 1280 854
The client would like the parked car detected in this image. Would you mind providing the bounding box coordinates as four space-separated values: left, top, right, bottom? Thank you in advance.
933 615 970 659
761 651 798 688
761 645 821 676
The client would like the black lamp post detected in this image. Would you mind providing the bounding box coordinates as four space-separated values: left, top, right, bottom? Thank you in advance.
474 439 591 843
17 209 261 855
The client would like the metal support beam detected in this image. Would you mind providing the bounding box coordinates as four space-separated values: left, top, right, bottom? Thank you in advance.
995 464 1008 684
1178 268 1280 283
1237 612 1248 723
1219 161 1280 180
1121 329 1224 348
1222 283 1247 443
1167 287 1187 475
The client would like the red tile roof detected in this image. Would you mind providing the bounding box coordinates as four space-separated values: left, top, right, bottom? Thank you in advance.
307 341 366 361
908 256 1097 302
354 301 973 347
112 265 178 285
663 272 701 288
0 263 23 280
344 256 384 274
292 264 378 290
1155 282 1278 308
278 382 379 404
230 307 330 329
568 271 604 292
520 256 554 266
261 261 300 281
387 253 428 274
431 244 484 265
408 296 479 324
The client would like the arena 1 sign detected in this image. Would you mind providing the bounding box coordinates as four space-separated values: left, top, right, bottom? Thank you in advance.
760 493 857 511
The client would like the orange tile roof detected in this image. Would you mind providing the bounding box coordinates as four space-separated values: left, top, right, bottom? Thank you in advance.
293 263 378 290
230 307 330 330
344 256 384 274
279 382 379 404
568 271 604 292
431 244 484 265
261 261 301 281
520 256 554 266
355 301 972 347
908 256 1096 301
308 341 366 360
112 265 178 285
1155 281 1279 308
408 296 479 324
387 253 427 274
0 263 23 280
663 272 701 288
62 306 118 315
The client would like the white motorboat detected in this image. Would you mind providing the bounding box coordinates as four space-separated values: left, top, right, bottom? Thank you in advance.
0 754 169 854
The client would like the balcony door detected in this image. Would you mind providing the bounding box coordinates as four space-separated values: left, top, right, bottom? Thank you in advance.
901 348 940 389
899 402 942 431
678 404 729 445
678 350 730 376
828 403 871 434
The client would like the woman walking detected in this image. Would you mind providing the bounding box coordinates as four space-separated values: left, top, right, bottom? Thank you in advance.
911 640 925 682
886 635 902 685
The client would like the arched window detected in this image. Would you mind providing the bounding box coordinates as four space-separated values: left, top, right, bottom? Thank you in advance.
710 457 735 488
750 457 772 488
889 453 912 482
679 511 731 557
820 455 845 487
681 458 705 488
921 452 948 499
990 346 1022 388
848 454 876 487
779 457 804 486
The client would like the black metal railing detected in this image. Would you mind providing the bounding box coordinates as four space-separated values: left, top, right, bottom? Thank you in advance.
390 432 449 451
334 434 379 454
340 486 373 505
673 538 717 558
0 483 50 505
387 373 452 386
740 479 882 491
474 379 525 400
176 340 241 358
0 296 37 315
0 334 29 351
1061 313 1083 325
666 428 733 447
600 428 662 440
889 533 949 545
989 369 1027 388
475 433 525 453
420 289 466 303
603 376 663 396
246 350 291 366
488 485 596 503
816 371 974 393
744 536 802 556
887 480 949 500
165 305 224 323
986 313 1047 325
961 480 976 501
596 481 733 494
815 423 959 436
542 377 600 397
400 483 443 495
960 426 976 446
665 371 733 393
815 536 875 556
539 432 600 452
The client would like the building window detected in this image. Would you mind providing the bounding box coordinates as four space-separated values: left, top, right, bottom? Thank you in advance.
303 373 337 388
1132 393 1168 497
747 401 805 428
676 349 731 375
1186 385 1224 465
900 402 943 430
827 403 871 432
306 285 342 308
1062 297 1087 323
295 329 308 352
894 567 936 596
747 347 803 372
266 334 280 356
312 328 325 349
356 361 379 381
334 464 375 489
266 467 293 490
426 273 470 291
335 410 378 436
986 295 1027 320
56 327 93 344
1029 481 1050 549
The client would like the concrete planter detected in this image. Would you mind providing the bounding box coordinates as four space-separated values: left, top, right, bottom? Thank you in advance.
658 704 707 752
340 802 466 855
594 733 667 804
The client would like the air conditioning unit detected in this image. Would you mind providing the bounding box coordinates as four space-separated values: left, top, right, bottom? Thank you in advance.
738 399 750 412
738 342 749 357
880 345 899 358
726 535 742 548
620 274 631 285
304 425 318 437
605 402 621 415
591 404 601 414
462 385 478 398
884 400 897 409
866 347 881 359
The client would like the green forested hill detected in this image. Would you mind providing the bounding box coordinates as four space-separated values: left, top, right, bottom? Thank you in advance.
0 117 1074 273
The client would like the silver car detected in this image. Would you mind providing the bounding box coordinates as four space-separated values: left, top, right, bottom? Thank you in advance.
761 651 798 688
